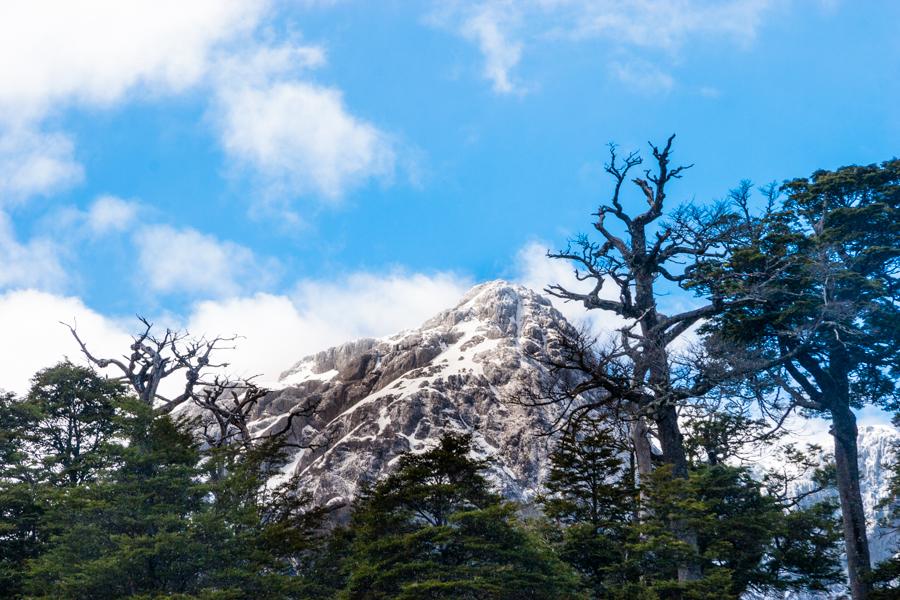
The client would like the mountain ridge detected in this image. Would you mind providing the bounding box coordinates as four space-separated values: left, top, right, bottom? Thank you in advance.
248 280 898 567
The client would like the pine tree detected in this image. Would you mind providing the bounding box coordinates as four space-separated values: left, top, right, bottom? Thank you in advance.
23 398 325 599
871 438 900 598
538 418 637 595
536 411 843 599
341 433 586 599
703 161 900 599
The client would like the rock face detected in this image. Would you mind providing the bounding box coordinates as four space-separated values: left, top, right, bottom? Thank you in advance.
250 280 581 507
857 424 898 565
248 280 899 578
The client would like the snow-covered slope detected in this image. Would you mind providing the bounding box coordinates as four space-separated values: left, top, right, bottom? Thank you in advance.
249 280 899 570
848 424 896 564
250 280 586 507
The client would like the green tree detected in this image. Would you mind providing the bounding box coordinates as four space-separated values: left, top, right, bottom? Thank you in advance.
0 363 128 598
871 439 900 598
22 361 127 486
538 418 637 596
341 433 585 599
537 410 842 598
704 162 900 599
24 401 325 599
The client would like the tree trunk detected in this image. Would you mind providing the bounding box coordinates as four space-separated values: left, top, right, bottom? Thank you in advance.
630 417 654 480
831 404 872 600
656 403 702 582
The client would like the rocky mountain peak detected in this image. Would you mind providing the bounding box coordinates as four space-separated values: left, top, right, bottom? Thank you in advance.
253 280 575 507
248 279 899 574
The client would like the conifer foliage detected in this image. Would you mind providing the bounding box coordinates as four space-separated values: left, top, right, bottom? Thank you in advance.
340 433 586 599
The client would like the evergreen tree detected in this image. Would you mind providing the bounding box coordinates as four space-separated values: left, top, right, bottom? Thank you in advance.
871 439 900 597
630 463 843 599
341 433 585 599
538 412 843 599
23 398 325 599
703 161 900 599
538 418 637 596
0 363 128 598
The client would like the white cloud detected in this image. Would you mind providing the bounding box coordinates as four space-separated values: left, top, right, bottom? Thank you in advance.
135 225 277 297
291 271 472 339
0 268 471 393
216 43 327 85
86 195 140 235
0 290 131 395
0 128 83 202
177 270 472 383
461 4 524 94
536 0 773 50
0 0 267 202
0 0 266 121
440 0 775 93
0 212 67 291
0 2 398 207
214 75 395 202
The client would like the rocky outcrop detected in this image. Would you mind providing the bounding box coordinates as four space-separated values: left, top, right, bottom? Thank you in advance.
249 280 583 507
246 279 899 588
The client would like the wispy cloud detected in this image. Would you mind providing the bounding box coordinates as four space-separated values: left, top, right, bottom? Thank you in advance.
610 59 675 94
461 3 525 94
436 0 775 94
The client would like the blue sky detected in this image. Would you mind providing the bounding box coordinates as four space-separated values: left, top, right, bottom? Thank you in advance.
1 0 899 400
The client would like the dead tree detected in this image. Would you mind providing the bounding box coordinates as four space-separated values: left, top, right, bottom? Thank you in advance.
195 376 321 450
64 316 237 415
63 317 319 450
543 135 754 582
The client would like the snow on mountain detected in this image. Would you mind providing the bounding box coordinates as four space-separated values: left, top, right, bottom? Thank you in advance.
849 424 896 564
249 280 899 568
249 280 589 507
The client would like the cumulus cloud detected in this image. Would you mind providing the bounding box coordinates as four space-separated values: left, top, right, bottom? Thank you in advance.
185 270 471 382
0 268 472 392
0 0 265 120
0 290 132 395
214 80 395 201
0 128 83 202
0 2 399 207
0 212 67 291
134 225 277 298
0 0 266 200
0 1 268 202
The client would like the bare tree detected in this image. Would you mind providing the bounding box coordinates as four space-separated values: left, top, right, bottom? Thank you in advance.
542 135 755 581
194 376 320 450
63 316 318 450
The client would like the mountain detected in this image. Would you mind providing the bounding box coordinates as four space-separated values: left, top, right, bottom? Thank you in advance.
858 424 898 564
248 280 898 564
250 280 584 507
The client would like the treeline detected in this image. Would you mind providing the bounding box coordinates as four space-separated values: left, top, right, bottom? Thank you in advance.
0 365 848 598
1 137 899 599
